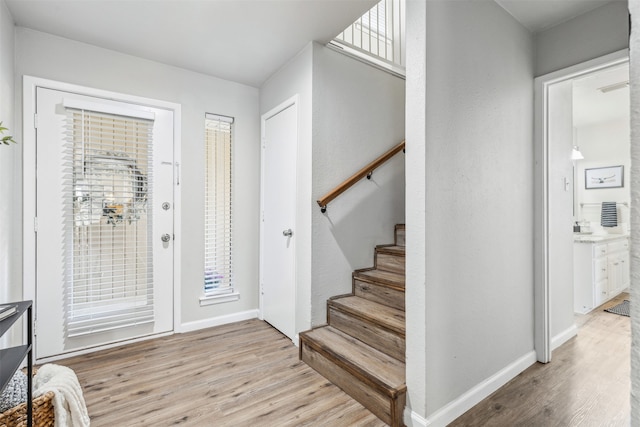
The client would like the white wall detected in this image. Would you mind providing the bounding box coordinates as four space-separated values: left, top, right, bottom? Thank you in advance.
260 43 314 335
14 28 261 328
406 1 534 424
311 43 405 326
575 118 631 226
260 42 405 331
535 1 629 77
0 0 15 301
627 2 640 424
0 0 17 345
405 0 427 421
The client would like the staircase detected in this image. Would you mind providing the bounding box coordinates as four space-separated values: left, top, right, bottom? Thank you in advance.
299 224 406 427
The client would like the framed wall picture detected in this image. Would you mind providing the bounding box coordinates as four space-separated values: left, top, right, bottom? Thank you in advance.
585 165 624 189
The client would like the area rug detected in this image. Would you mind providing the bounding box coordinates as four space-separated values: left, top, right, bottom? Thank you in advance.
605 300 630 317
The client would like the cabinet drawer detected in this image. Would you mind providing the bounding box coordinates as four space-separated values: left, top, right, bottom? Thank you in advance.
595 278 609 307
594 258 608 282
593 243 608 258
608 239 629 254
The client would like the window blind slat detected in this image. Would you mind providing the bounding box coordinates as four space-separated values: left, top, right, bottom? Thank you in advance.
332 0 404 71
64 107 155 337
204 116 233 295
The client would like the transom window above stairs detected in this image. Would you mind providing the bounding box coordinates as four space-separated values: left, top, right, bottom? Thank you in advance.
329 0 406 78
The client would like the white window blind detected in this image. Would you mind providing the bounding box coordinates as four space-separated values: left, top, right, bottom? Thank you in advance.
63 106 155 337
204 114 233 296
331 0 405 76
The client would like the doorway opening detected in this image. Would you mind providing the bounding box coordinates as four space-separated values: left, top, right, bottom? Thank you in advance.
534 49 629 363
572 62 630 320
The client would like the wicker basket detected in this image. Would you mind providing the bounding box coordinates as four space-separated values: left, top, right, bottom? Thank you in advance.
0 391 55 427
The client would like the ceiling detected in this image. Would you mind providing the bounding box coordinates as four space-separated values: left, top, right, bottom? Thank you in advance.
5 0 378 88
573 63 629 128
5 0 626 87
496 0 623 33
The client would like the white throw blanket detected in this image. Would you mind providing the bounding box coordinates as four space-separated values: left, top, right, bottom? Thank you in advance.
33 364 90 427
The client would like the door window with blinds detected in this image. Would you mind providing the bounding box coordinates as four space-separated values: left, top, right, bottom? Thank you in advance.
64 103 155 336
203 114 234 300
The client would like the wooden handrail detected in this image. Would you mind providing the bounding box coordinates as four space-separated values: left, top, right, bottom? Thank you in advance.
317 140 405 213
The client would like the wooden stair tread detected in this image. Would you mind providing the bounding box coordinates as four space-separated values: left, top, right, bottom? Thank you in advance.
299 224 407 426
354 268 405 289
376 245 405 256
329 296 405 335
300 326 406 393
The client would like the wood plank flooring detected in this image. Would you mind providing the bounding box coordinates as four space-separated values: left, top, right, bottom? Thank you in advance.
48 291 630 426
54 319 386 427
450 292 631 426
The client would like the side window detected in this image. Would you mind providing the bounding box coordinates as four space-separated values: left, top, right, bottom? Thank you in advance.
203 114 234 297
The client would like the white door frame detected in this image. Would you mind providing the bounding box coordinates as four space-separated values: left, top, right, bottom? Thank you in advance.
259 95 299 342
22 76 183 358
534 50 629 363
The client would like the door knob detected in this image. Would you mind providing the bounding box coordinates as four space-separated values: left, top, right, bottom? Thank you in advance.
161 234 171 243
282 229 293 237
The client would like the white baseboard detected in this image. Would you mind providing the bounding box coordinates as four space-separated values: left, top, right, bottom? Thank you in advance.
179 309 260 333
405 409 428 427
551 324 578 351
409 350 536 427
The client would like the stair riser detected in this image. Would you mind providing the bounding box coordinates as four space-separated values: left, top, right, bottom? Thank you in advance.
354 278 405 311
376 253 405 274
329 307 405 362
301 340 403 426
395 228 405 247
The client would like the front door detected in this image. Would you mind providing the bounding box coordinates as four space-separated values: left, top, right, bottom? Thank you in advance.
35 87 175 360
261 99 298 341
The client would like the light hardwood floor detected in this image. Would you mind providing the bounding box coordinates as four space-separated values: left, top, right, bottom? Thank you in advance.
53 292 630 427
451 292 631 426
55 319 386 426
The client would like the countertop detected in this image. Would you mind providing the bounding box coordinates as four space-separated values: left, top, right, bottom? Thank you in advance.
573 233 629 243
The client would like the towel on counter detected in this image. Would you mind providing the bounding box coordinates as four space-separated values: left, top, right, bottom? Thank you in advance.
601 201 618 227
33 364 90 427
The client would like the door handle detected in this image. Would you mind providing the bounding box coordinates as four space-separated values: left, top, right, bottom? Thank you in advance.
161 233 171 243
282 229 293 237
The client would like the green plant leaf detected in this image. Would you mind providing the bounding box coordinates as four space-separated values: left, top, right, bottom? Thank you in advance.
0 122 17 145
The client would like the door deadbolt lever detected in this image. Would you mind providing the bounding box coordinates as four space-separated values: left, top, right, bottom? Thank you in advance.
161 234 171 243
282 229 293 237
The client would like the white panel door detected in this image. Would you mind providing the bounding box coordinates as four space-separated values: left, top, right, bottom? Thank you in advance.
548 80 575 340
261 101 297 341
35 87 174 359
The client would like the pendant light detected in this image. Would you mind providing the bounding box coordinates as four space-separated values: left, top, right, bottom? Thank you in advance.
571 146 584 160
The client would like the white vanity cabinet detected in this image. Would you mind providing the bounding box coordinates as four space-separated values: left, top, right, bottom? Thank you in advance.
574 236 629 314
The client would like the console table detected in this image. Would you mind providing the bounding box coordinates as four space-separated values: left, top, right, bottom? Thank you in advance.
0 301 33 427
